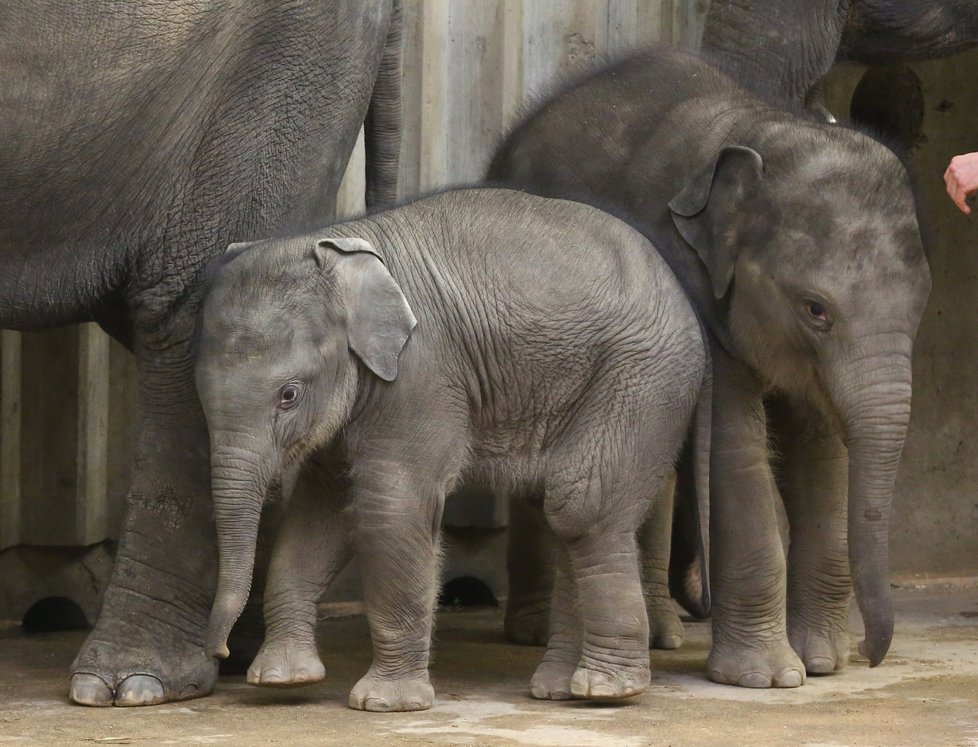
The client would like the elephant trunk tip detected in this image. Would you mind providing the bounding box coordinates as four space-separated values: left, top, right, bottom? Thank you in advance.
858 614 894 668
206 618 233 660
207 596 244 660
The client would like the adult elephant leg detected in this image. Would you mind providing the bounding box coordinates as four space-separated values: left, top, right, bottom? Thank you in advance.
639 471 685 650
769 397 852 675
707 349 804 688
70 307 216 707
504 493 556 646
249 449 355 687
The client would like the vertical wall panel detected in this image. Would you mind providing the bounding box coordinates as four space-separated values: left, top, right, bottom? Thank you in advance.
75 324 110 545
0 331 21 550
387 0 703 201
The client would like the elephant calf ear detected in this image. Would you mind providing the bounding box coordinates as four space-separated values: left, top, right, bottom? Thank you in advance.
668 146 764 300
315 238 417 382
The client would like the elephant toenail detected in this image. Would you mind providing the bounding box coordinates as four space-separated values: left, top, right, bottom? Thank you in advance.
738 672 770 688
806 656 836 675
115 675 165 707
69 673 114 707
654 634 683 650
776 669 805 687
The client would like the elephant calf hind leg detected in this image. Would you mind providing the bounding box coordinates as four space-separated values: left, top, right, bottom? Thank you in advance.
545 489 652 700
640 472 684 650
529 556 580 700
505 494 557 647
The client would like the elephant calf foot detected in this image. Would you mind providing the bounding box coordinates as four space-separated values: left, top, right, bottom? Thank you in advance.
529 659 577 700
247 637 325 687
648 601 685 650
349 670 434 712
570 661 650 700
504 599 551 646
788 622 850 675
707 639 806 688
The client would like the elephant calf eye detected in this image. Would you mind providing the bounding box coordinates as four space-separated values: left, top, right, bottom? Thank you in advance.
803 299 833 331
806 301 827 320
277 383 303 411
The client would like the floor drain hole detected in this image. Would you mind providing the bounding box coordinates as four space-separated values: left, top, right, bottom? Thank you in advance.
22 596 89 632
438 576 498 608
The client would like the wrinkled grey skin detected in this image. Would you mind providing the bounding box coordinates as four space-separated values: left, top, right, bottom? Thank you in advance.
504 458 701 650
0 0 400 706
488 45 931 688
702 0 978 107
195 188 709 711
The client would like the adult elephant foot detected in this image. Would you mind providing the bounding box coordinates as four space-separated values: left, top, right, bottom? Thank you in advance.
68 339 219 707
707 640 806 688
788 619 850 675
68 549 217 706
70 652 216 707
348 669 434 712
247 637 325 687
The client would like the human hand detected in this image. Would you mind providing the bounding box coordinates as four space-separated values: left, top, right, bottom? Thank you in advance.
944 152 978 214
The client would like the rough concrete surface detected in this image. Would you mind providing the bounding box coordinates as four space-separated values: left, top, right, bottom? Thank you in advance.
0 579 976 746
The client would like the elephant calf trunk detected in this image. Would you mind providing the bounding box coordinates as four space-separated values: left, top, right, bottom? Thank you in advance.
206 455 270 659
207 589 251 659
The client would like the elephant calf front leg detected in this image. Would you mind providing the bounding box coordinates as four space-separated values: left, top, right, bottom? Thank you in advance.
774 400 853 675
249 458 355 687
347 473 443 712
707 355 804 689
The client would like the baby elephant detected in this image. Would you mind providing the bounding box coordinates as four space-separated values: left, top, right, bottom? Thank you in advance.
196 188 708 711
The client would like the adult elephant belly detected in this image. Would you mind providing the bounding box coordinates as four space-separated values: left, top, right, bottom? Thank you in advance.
0 0 399 707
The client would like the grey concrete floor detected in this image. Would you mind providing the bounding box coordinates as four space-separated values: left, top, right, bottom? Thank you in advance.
0 579 976 746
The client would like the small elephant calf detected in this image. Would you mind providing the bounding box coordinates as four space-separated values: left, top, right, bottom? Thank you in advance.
196 188 708 711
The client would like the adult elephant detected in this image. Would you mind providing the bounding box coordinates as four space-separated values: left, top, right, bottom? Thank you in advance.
701 0 978 107
0 0 401 707
489 44 931 688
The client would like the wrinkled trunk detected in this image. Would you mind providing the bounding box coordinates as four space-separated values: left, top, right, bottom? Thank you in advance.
831 350 913 666
205 436 277 659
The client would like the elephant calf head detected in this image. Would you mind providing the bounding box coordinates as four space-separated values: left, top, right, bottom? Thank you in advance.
670 130 931 664
195 235 416 659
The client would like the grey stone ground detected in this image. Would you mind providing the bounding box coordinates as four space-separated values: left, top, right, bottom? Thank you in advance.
0 579 976 746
